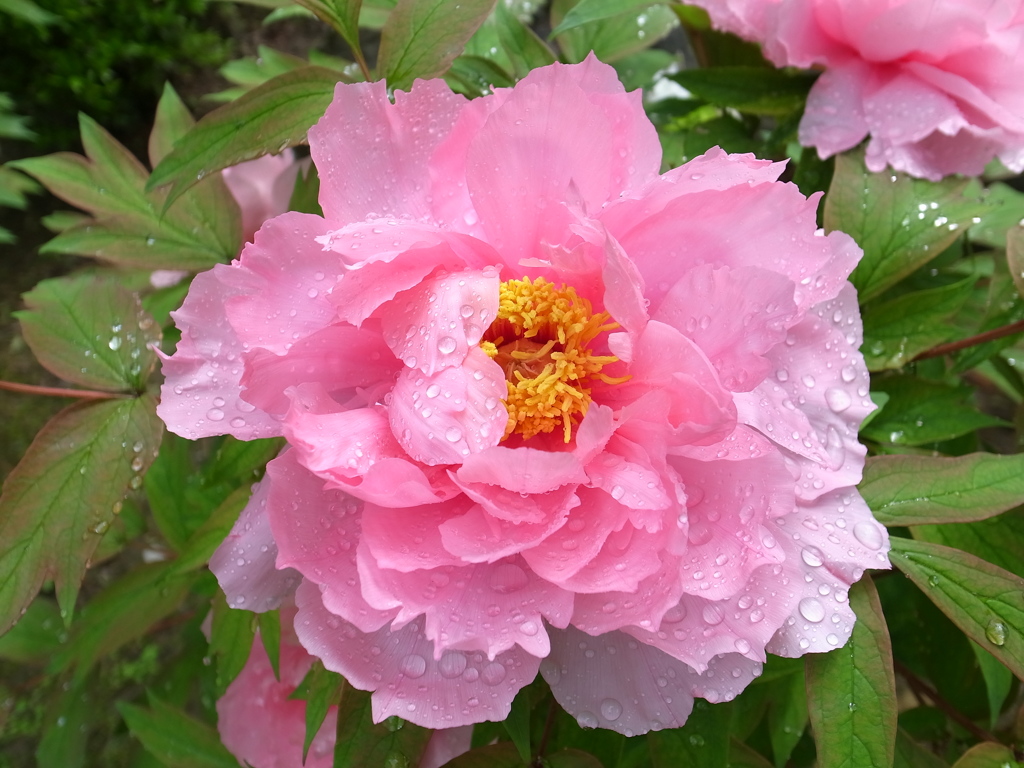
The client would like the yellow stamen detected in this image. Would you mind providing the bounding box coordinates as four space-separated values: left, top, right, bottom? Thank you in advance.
482 277 628 442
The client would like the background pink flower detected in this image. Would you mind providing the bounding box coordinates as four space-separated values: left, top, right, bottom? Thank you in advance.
690 0 1024 179
161 56 888 735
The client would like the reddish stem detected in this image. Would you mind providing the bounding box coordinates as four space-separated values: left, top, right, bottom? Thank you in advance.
912 319 1024 362
0 379 124 400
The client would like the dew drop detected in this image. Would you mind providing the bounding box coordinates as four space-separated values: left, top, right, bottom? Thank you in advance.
798 597 826 623
399 654 427 679
852 521 883 550
600 698 623 722
481 662 507 686
825 388 852 413
986 619 1007 646
438 336 457 354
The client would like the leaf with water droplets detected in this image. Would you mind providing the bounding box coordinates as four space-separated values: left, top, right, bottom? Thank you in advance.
290 658 346 764
949 742 1018 768
889 536 1024 682
805 576 896 768
912 509 1024 579
861 453 1024 527
648 699 732 768
294 0 364 60
16 274 160 393
824 148 988 303
550 0 665 36
0 394 163 633
969 639 1013 729
1006 226 1024 301
552 0 678 64
378 0 497 92
494 0 555 78
893 728 949 768
333 683 432 768
210 591 257 697
118 694 240 768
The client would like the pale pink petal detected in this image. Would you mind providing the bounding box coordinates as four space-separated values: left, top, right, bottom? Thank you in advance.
309 79 467 223
381 267 500 375
327 458 459 508
542 625 762 736
584 442 672 519
294 580 541 729
158 265 282 440
453 476 581 526
222 151 301 244
389 348 507 466
210 476 302 613
799 62 871 159
218 634 336 768
359 554 574 659
440 496 578 563
571 553 685 636
653 264 797 392
557 524 665 594
361 496 471 572
457 446 587 495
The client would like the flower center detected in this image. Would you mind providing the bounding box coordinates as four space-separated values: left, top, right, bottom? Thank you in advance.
480 277 626 442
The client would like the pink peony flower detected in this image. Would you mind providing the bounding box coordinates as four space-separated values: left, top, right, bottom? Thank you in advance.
219 620 472 767
689 0 1024 179
159 55 889 735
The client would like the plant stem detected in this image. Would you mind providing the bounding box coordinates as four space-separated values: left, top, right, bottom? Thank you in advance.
913 319 1024 362
893 659 999 744
0 380 123 400
533 699 558 767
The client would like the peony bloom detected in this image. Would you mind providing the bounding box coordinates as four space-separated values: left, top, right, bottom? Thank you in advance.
160 55 889 735
689 0 1024 180
219 619 471 767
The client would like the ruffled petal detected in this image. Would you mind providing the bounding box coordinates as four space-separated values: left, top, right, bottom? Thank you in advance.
457 445 587 495
439 496 578 563
295 580 541 729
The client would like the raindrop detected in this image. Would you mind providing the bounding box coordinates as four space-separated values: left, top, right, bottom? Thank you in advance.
798 597 825 623
438 651 467 679
600 698 623 722
445 426 463 442
852 521 883 550
399 654 427 679
825 388 852 413
438 336 457 354
801 547 823 567
986 619 1007 647
481 662 507 686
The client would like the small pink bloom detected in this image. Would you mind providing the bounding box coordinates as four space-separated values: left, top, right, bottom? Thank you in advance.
223 151 304 244
691 0 1024 179
162 56 888 735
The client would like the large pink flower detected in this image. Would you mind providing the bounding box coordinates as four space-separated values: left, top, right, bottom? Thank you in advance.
160 56 889 735
691 0 1024 179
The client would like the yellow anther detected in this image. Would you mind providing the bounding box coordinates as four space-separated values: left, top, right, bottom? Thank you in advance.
482 277 626 442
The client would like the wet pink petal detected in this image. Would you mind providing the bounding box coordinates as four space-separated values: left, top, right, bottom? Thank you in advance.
543 625 763 736
421 726 474 768
210 476 302 613
457 445 587 495
570 553 685 636
295 579 541 728
223 151 302 244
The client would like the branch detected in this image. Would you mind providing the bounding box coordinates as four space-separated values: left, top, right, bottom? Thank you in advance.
0 380 125 400
912 319 1024 362
893 659 999 745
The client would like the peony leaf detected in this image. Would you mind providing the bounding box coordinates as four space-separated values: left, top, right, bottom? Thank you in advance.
11 114 240 270
118 695 240 768
0 597 63 664
210 592 257 697
969 181 1024 249
950 742 1019 768
549 0 662 36
969 640 1012 729
767 668 808 768
824 149 987 302
16 275 159 392
0 0 58 25
912 510 1024 579
889 536 1024 681
861 277 975 370
147 66 345 209
548 749 606 768
378 0 497 91
333 684 432 768
495 0 555 78
295 0 363 58
860 453 1024 527
729 740 774 768
1006 226 1024 299
36 675 91 768
648 699 731 768
552 0 678 64
0 394 163 633
893 729 949 768
805 577 896 768
46 561 195 682
258 609 282 681
169 485 252 575
291 659 346 763
503 686 532 762
669 67 818 116
442 742 524 768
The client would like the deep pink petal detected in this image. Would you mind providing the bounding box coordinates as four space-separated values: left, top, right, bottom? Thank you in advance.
799 61 871 159
389 348 507 465
542 625 762 736
439 496 578 563
557 523 665 594
309 79 467 223
294 580 541 729
210 475 302 612
570 553 686 636
361 496 471 572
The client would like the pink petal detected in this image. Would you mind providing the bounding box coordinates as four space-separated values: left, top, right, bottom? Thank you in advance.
309 79 467 224
222 151 301 244
361 496 471 572
584 441 672 519
389 348 507 466
381 267 500 375
421 727 473 768
571 553 685 636
457 445 587 495
799 61 871 159
210 475 302 613
294 580 541 729
358 554 574 659
158 266 282 440
218 633 336 768
439 496 578 563
557 523 665 594
542 625 762 736
241 323 399 417
453 475 582 525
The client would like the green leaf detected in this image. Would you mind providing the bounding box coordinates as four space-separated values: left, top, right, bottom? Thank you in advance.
12 113 241 270
36 675 91 768
170 485 253 574
969 181 1024 249
824 149 987 302
46 560 195 682
859 375 1007 446
893 729 949 768
766 668 808 768
16 275 159 392
859 453 1024 527
950 742 1019 768
0 0 58 25
648 700 731 768
669 67 817 116
210 593 257 696
289 161 323 216
552 0 678 64
550 0 662 35
729 740 774 768
969 640 1012 729
0 597 64 663
147 67 344 208
861 277 976 370
0 394 163 632
889 536 1024 682
295 0 364 59
0 165 40 208
912 510 1024 579
805 577 896 768
118 694 241 768
291 660 345 763
378 0 497 92
258 610 282 680
1007 226 1024 299
503 686 532 763
441 742 524 768
547 749 606 768
333 685 432 768
495 0 555 78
